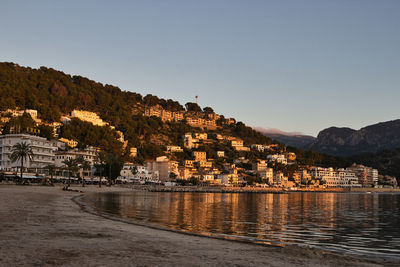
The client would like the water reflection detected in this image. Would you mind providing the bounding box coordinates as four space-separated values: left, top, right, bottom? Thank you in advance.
84 192 400 258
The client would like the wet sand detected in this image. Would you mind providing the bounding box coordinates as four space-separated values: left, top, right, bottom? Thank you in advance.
0 185 396 266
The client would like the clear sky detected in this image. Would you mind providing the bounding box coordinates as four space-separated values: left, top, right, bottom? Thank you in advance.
1 0 399 136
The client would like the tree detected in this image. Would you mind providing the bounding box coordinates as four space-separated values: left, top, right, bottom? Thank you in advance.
45 164 56 185
203 106 214 114
95 152 107 188
185 102 202 112
104 153 123 185
38 124 55 139
131 166 138 176
75 156 91 187
9 142 34 182
62 158 78 188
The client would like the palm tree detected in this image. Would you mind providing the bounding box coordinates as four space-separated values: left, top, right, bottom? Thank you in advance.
75 156 90 187
45 164 56 185
9 142 34 182
95 152 106 188
62 158 78 188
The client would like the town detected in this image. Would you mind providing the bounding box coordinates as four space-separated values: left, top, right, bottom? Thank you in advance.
0 108 397 189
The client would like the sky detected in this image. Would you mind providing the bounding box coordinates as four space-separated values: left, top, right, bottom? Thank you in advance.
0 0 399 136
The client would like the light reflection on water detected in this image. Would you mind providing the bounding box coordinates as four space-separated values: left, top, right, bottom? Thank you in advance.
83 191 400 258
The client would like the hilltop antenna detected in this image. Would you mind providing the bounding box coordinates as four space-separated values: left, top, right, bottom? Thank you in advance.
195 95 198 105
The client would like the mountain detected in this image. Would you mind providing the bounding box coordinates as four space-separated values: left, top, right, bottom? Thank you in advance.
254 127 316 149
309 120 400 156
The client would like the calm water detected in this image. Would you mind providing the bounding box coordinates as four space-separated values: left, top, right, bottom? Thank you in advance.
83 191 400 258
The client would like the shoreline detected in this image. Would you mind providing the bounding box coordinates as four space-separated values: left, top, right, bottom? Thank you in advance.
138 184 400 194
0 185 398 266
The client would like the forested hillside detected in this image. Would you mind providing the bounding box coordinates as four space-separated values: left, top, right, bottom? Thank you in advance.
0 62 273 161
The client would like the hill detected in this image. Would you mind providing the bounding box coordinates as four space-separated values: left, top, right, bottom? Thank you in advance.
309 120 400 156
0 62 275 162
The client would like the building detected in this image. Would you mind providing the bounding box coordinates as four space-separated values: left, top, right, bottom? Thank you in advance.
309 167 361 187
218 172 239 185
346 164 378 187
144 105 162 118
166 146 183 153
71 110 107 127
146 156 178 182
183 133 194 149
193 151 207 161
1 109 41 124
217 151 225 157
231 139 244 148
58 138 78 148
194 133 208 140
198 160 213 169
0 134 57 173
251 144 265 152
252 160 268 172
267 154 288 165
119 163 159 183
259 168 274 184
129 147 137 158
60 116 71 124
273 172 288 185
55 146 98 167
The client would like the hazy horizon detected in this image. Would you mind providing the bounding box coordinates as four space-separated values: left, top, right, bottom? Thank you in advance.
1 0 399 136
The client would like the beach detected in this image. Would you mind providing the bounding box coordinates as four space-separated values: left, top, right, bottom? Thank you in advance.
0 185 396 266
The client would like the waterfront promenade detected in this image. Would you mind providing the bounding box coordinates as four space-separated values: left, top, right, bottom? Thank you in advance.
0 185 394 266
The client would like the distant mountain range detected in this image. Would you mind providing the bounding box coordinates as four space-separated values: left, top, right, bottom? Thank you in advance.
309 120 400 156
253 127 316 149
256 120 400 157
256 121 400 179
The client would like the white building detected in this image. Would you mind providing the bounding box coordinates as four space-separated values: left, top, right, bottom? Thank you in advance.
118 163 159 183
0 134 57 173
251 144 265 152
54 146 98 167
309 167 361 187
267 154 287 165
71 110 107 127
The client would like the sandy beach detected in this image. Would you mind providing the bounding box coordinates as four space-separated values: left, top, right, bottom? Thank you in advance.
0 185 397 266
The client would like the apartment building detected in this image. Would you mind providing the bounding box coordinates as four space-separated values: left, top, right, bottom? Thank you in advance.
252 160 268 172
309 167 361 187
347 164 378 187
259 168 274 184
146 156 178 182
55 146 98 167
193 151 207 161
0 134 57 172
71 110 107 127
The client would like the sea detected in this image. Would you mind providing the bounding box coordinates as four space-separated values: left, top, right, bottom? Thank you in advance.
82 191 400 259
